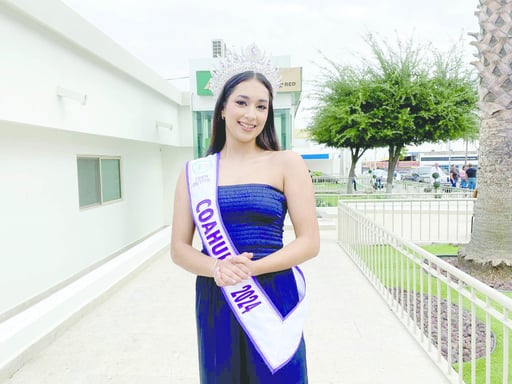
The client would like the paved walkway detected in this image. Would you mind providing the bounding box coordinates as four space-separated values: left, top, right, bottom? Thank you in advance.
3 228 449 383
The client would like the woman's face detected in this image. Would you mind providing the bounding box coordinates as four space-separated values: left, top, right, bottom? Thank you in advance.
222 78 269 145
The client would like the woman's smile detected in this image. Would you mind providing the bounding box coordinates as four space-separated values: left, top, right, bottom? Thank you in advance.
238 120 257 131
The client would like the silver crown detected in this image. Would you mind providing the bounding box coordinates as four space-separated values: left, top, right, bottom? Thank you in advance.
209 44 281 98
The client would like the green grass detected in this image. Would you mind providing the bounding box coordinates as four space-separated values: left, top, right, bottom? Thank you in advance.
315 194 342 207
314 191 408 206
315 190 388 206
356 244 512 384
421 244 459 256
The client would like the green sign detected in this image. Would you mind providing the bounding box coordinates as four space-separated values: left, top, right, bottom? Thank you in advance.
196 71 213 96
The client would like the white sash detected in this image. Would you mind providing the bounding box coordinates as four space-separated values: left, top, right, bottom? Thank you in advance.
186 153 307 373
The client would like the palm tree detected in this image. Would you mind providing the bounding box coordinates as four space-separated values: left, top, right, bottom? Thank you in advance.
460 0 512 265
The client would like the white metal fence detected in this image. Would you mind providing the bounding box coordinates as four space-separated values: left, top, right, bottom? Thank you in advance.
337 200 512 384
341 198 476 244
312 177 475 196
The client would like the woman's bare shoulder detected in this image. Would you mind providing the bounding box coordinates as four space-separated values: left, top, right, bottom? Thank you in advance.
272 149 304 164
272 151 309 183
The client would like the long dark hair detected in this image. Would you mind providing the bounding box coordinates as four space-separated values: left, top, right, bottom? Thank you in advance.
206 71 280 154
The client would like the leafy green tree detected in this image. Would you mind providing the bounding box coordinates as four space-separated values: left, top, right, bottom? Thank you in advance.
309 34 479 193
309 65 384 193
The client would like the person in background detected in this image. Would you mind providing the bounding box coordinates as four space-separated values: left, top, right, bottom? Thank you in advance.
170 45 319 384
430 162 445 184
465 163 477 190
449 164 459 188
376 174 383 189
459 165 468 188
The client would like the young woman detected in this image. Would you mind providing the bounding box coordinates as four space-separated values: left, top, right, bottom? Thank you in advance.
171 69 319 383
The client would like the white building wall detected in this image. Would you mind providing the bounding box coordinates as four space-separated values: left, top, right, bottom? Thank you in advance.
0 122 166 314
0 1 194 318
0 1 186 146
178 104 194 148
161 145 194 227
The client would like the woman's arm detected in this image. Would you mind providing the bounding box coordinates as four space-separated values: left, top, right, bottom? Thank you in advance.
170 167 217 276
249 150 320 276
170 166 252 282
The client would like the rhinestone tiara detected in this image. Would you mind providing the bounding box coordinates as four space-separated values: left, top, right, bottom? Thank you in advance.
209 43 281 98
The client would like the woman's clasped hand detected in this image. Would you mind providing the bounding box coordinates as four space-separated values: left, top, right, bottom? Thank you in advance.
213 253 253 287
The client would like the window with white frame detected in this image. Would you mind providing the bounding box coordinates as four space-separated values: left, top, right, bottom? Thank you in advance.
77 156 122 208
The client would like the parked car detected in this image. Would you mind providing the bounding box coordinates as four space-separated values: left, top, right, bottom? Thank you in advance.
401 170 421 182
404 166 450 185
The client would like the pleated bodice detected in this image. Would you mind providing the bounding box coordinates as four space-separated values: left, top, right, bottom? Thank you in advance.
203 183 287 260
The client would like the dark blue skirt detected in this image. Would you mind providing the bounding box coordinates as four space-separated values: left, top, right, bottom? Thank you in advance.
195 269 308 384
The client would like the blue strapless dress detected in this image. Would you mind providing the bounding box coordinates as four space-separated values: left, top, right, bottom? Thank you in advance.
195 184 308 384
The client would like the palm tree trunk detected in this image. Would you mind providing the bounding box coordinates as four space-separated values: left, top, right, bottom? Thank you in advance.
460 0 512 265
